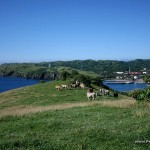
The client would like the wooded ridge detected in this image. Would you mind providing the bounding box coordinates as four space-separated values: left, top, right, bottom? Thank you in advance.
0 59 150 79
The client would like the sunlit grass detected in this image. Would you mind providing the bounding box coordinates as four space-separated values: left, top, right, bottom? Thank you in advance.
0 104 150 150
0 80 149 149
0 80 126 109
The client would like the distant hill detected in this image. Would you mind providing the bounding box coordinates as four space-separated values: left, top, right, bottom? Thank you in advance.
0 63 98 80
42 59 150 76
0 59 150 79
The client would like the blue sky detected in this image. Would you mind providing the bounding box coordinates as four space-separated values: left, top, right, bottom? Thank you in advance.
0 0 150 62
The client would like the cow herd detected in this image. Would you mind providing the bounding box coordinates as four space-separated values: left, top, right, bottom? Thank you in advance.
86 88 110 100
55 81 111 100
55 82 85 91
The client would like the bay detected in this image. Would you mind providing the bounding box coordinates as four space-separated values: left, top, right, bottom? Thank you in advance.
103 82 148 92
0 77 40 93
0 77 148 94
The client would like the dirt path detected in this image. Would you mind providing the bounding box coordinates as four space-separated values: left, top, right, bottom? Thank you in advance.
0 99 136 118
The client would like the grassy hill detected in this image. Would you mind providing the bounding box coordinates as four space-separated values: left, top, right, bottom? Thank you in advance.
1 59 150 79
0 81 150 149
0 63 99 81
49 59 150 74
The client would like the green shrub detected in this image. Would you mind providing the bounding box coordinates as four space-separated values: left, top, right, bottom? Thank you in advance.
73 74 91 87
60 71 70 80
39 80 46 83
92 77 103 86
137 93 145 101
129 89 146 101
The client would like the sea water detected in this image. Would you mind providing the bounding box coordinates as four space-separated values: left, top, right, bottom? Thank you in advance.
0 77 40 93
103 82 148 92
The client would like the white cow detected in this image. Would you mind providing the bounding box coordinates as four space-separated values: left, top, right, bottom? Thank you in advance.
87 92 97 100
70 83 77 88
80 83 85 89
55 85 62 91
61 84 68 90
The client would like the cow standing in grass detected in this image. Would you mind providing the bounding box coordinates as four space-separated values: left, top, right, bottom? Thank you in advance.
76 80 80 87
87 92 97 100
87 88 97 100
61 84 68 90
55 85 62 91
70 84 77 88
80 83 85 89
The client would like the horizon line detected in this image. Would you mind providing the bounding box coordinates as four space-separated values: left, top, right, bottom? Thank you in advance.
1 58 150 64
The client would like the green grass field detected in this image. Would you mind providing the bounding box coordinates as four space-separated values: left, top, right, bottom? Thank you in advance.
0 81 150 149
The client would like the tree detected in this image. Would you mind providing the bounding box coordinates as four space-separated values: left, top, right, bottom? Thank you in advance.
70 70 79 78
92 77 103 86
60 71 70 80
73 74 91 87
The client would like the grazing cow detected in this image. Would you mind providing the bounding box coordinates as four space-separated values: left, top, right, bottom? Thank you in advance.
75 80 80 87
80 83 85 89
70 83 77 88
55 85 62 91
104 90 109 96
61 84 68 90
100 89 109 96
87 92 97 100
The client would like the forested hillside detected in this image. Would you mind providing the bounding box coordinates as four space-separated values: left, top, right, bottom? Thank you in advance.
0 59 150 79
39 59 150 77
48 59 150 73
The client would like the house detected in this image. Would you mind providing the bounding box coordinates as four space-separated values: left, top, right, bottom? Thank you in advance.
129 72 142 75
116 72 124 75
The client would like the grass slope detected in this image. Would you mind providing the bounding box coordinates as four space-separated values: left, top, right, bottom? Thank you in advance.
0 81 150 149
0 104 150 150
0 81 125 110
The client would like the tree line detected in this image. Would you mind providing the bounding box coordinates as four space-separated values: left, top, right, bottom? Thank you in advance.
0 59 150 80
43 59 150 77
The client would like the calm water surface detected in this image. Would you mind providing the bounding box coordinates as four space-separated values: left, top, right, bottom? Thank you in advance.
103 82 148 92
0 77 148 93
0 77 40 93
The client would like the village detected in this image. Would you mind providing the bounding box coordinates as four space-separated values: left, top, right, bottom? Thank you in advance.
113 68 148 83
